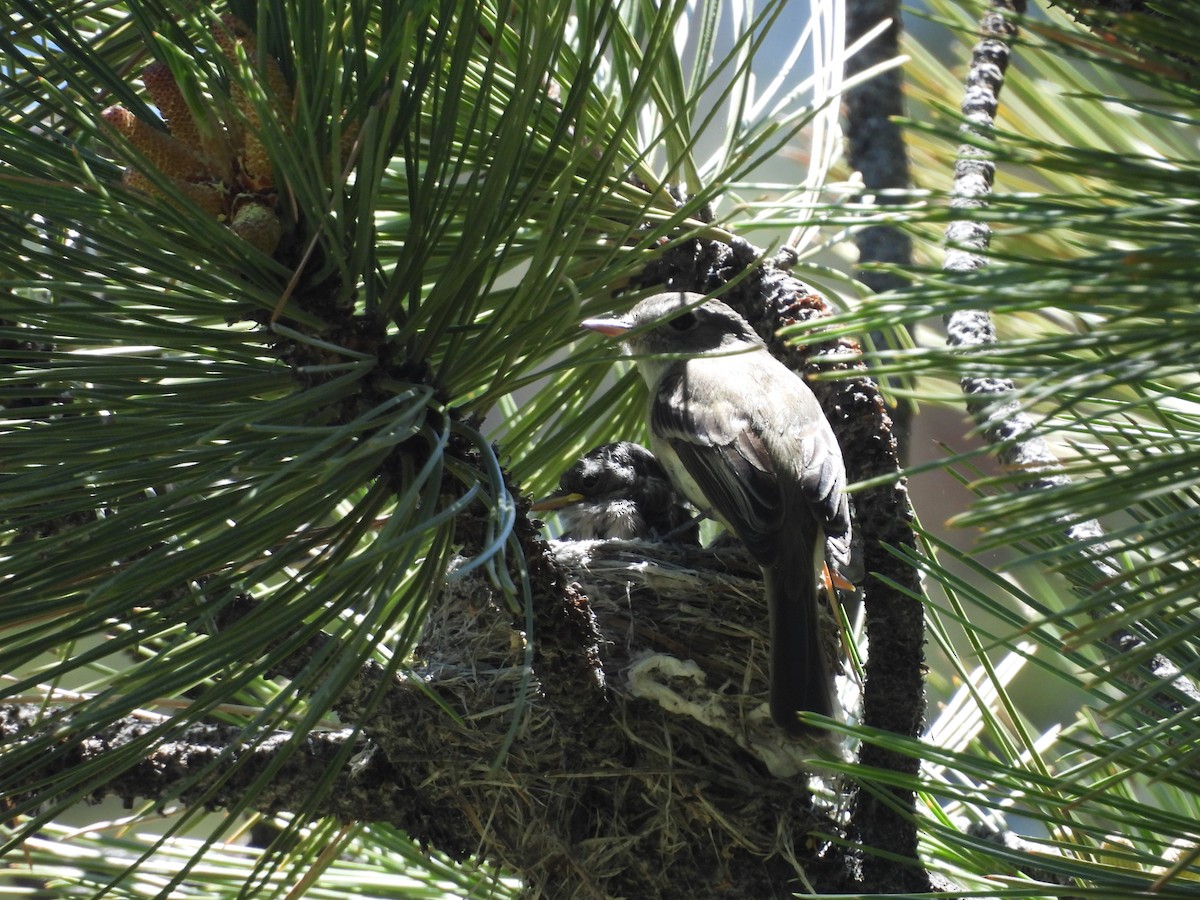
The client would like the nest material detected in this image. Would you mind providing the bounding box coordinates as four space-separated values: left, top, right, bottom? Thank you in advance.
414 539 851 899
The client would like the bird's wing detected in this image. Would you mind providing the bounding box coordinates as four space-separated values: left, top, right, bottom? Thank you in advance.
650 369 783 561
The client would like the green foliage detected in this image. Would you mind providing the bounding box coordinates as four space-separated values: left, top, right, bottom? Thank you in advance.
3 0 1199 895
811 0 1200 895
1 0 845 895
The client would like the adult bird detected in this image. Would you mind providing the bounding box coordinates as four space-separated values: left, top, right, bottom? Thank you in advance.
531 441 699 544
582 292 851 736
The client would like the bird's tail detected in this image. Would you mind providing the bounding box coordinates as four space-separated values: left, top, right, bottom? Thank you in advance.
762 528 837 737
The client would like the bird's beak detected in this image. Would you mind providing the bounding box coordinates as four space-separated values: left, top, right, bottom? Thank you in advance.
529 491 585 512
581 315 632 337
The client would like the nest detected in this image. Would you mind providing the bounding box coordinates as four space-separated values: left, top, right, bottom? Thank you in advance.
412 538 853 899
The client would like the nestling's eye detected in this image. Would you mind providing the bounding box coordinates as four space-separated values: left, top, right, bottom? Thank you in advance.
668 311 697 331
576 469 601 490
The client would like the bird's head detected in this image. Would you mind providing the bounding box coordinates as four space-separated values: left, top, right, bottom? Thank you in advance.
582 292 765 364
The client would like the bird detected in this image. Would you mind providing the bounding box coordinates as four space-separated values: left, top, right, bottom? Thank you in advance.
531 441 699 544
582 292 851 736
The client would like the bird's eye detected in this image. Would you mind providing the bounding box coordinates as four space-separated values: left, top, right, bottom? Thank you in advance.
577 470 601 490
668 311 697 331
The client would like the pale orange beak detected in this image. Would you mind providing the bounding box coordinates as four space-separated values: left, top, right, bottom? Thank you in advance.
581 316 632 337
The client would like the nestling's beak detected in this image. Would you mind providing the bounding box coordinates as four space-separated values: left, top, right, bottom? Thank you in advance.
529 491 586 512
581 315 632 337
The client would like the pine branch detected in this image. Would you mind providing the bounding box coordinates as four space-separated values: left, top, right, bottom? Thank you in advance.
845 0 916 458
845 0 913 279
942 0 1199 714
